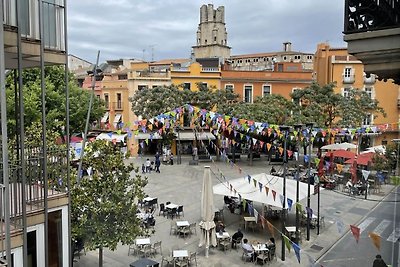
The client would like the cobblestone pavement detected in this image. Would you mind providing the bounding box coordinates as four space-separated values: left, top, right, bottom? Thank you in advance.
73 155 395 267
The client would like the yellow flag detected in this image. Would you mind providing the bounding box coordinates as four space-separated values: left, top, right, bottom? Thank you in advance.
283 234 291 252
266 143 272 151
368 232 381 251
336 164 343 173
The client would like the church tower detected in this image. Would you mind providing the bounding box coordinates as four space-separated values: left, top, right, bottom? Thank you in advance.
192 4 231 60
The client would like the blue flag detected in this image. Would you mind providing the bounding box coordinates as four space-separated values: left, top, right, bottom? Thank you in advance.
292 242 301 263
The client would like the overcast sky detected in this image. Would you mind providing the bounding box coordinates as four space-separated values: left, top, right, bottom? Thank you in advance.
68 0 346 63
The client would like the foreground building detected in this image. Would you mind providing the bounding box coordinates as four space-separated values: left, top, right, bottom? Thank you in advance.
1 1 70 266
314 43 400 147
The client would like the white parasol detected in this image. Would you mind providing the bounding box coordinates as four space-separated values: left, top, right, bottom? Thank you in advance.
198 166 217 257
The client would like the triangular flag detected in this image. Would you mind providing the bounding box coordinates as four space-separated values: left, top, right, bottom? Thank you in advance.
368 232 381 251
253 178 257 188
258 182 263 192
266 220 275 237
265 186 269 196
350 225 360 243
362 170 370 181
272 190 277 201
292 242 301 263
336 164 343 173
283 234 291 252
295 202 303 213
266 143 272 151
287 198 293 211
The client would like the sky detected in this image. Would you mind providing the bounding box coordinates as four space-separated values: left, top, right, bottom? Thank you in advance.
68 0 346 64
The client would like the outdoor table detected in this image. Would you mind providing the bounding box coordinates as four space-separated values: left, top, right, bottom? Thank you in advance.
252 243 269 252
176 221 190 227
135 238 151 246
129 258 159 267
215 231 230 246
143 197 155 202
173 250 188 258
165 203 179 210
243 216 257 231
285 226 296 234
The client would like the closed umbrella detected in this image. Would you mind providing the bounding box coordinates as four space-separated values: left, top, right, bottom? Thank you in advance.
199 166 217 257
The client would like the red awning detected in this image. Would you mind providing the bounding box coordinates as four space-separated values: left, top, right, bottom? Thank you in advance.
344 152 374 166
333 150 356 159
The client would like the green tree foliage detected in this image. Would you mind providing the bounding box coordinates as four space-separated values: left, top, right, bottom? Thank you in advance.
291 82 386 128
129 84 239 119
5 66 105 137
71 140 148 264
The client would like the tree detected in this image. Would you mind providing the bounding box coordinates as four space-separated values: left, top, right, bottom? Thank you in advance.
129 84 239 119
71 140 148 267
5 66 105 137
290 82 386 128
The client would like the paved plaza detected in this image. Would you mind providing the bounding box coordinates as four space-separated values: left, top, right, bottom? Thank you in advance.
73 155 395 267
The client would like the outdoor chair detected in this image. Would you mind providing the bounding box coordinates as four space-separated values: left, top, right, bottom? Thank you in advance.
176 205 184 218
178 225 191 238
231 236 243 250
269 246 276 261
159 203 167 217
189 251 198 266
150 241 162 256
138 244 152 258
168 207 177 219
175 257 189 267
189 222 197 235
161 254 174 266
219 237 231 252
166 201 171 205
256 250 270 265
170 220 178 235
241 248 253 263
127 243 138 256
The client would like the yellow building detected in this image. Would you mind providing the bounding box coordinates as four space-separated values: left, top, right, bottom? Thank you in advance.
171 61 221 90
314 43 400 147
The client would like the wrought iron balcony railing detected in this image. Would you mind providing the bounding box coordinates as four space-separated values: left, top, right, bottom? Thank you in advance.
344 0 400 34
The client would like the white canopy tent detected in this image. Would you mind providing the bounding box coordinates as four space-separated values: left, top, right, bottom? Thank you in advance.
96 133 127 143
321 142 357 150
213 173 311 209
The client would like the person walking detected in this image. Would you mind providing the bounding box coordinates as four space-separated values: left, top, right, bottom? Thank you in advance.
170 153 174 165
145 158 151 173
155 153 161 173
372 254 388 267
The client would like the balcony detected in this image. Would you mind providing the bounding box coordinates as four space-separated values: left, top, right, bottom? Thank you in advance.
201 67 220 72
343 74 355 84
2 0 66 68
343 0 400 84
364 74 376 84
397 99 400 108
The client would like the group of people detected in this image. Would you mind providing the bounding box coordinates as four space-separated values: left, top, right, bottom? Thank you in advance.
241 235 276 262
142 153 162 174
345 179 368 195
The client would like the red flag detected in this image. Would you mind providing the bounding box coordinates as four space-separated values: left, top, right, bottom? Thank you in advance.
272 190 277 201
350 225 360 243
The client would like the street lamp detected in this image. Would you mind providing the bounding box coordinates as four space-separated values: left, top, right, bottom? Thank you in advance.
176 126 182 165
305 122 314 241
280 125 290 261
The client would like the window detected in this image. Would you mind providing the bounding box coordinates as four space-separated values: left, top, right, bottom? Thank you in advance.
343 88 351 98
104 94 109 109
244 85 253 103
183 83 191 90
118 74 127 80
117 93 122 109
225 84 234 93
363 114 373 126
138 85 148 91
205 39 207 44
277 64 283 72
152 85 160 89
344 67 352 78
262 85 271 96
198 82 207 90
364 87 374 99
283 56 287 61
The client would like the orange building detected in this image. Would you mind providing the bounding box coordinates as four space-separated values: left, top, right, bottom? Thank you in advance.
314 43 400 147
221 62 313 102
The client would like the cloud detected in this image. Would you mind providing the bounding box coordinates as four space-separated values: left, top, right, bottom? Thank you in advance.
67 0 346 62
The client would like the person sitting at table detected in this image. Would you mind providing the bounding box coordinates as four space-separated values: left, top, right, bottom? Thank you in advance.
215 221 225 233
231 228 243 248
241 238 256 262
143 209 155 227
266 237 275 249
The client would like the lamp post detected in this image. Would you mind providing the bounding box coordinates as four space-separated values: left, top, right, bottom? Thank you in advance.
294 124 303 242
280 125 290 261
305 122 314 241
176 126 182 165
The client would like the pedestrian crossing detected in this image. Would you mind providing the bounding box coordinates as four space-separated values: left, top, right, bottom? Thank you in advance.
358 216 399 243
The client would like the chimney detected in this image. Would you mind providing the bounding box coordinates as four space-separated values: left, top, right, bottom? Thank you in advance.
283 42 292 52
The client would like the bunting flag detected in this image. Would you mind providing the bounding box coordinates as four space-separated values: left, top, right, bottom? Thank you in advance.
266 143 272 151
266 220 275 237
350 225 360 243
287 198 293 211
282 234 291 252
368 232 381 251
278 147 284 155
247 175 251 183
265 186 269 196
258 182 263 192
362 170 370 181
292 242 301 263
280 195 285 206
253 178 257 188
336 164 343 173
295 202 303 213
304 155 310 163
272 190 277 201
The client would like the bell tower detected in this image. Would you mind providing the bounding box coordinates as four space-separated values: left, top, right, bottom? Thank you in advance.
192 4 231 60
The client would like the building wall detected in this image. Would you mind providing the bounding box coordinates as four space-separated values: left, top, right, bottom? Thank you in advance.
171 62 221 90
221 69 313 101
